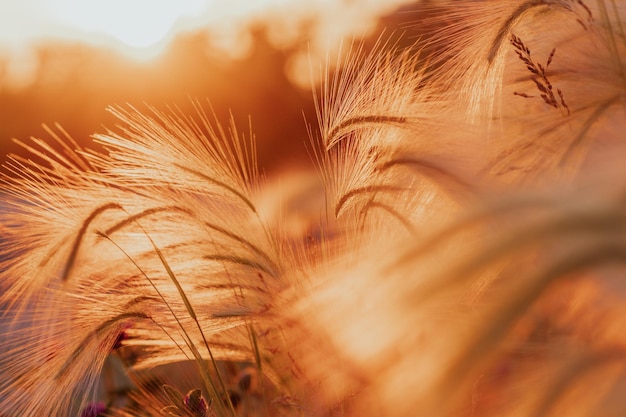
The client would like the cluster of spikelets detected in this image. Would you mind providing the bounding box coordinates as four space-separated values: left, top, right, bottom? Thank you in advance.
1 0 626 416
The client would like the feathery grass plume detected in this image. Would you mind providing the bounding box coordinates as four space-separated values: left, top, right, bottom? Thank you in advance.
93 101 259 213
420 0 626 183
2 1 626 416
490 0 626 182
310 34 481 243
0 111 284 416
419 0 594 124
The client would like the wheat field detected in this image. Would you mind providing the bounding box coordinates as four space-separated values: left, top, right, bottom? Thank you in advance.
1 1 626 416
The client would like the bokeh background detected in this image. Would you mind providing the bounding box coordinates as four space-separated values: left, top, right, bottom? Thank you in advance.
0 0 432 177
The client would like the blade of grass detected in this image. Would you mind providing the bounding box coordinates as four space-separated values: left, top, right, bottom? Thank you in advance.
105 206 192 235
173 163 257 214
203 221 279 278
144 231 237 417
204 254 276 277
62 203 124 281
325 115 407 150
335 185 407 218
97 231 224 415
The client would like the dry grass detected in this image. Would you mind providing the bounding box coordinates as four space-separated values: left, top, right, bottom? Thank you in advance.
1 1 626 416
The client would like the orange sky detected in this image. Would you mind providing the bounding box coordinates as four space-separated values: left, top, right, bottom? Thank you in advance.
0 0 421 175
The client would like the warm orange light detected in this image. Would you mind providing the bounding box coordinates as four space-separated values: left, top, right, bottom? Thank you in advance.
45 0 207 49
0 0 416 87
0 0 213 61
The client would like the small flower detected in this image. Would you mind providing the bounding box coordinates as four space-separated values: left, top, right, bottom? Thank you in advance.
162 385 211 417
112 326 130 350
183 389 210 417
79 402 107 417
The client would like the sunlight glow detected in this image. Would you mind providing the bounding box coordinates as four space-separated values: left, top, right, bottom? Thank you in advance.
0 0 213 61
0 0 415 87
45 0 208 49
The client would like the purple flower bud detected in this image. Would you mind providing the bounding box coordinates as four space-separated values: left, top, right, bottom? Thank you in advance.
80 402 107 417
112 330 128 350
184 389 209 416
112 324 132 350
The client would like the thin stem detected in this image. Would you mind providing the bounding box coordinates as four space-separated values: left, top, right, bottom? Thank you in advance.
174 163 257 214
145 233 237 417
359 199 416 234
488 0 544 63
379 157 474 199
597 0 626 83
105 206 192 235
560 95 620 165
61 203 124 281
98 231 222 414
325 115 407 150
203 221 279 278
335 185 407 218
